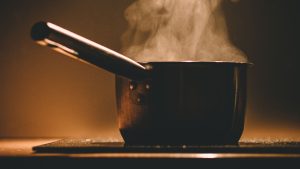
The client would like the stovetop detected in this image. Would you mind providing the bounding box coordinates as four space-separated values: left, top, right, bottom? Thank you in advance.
33 138 300 154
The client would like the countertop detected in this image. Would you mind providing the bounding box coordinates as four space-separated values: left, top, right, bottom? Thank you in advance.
0 138 300 169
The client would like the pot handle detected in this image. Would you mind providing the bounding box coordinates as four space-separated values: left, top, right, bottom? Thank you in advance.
31 21 150 80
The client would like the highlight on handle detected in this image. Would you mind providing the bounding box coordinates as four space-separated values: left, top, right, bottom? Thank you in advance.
30 21 149 80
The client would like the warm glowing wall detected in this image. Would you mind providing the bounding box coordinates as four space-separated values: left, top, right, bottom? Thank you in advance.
0 0 299 139
0 0 134 139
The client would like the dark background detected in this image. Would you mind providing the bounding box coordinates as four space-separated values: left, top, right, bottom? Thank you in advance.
224 0 300 138
0 0 299 140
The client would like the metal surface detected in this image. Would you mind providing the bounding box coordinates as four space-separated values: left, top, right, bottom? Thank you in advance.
116 62 247 145
31 22 250 145
31 22 149 80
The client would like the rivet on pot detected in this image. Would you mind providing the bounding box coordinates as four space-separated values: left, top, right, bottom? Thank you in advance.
129 81 137 90
145 84 150 90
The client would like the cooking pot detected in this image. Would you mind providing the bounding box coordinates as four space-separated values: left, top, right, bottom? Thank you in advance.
31 22 249 145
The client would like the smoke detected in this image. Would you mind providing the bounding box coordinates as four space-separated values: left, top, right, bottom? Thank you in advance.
121 0 248 63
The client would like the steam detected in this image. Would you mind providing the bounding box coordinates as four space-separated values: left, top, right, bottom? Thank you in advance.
121 0 248 63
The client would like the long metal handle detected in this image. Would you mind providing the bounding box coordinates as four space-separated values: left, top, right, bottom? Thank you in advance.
31 21 150 80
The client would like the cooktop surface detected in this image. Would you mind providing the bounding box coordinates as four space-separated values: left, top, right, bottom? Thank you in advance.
33 138 300 154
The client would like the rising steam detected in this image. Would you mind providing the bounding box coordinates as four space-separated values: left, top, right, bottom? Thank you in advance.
121 0 248 63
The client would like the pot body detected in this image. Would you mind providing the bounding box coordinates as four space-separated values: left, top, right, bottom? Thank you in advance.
116 62 247 145
30 22 249 145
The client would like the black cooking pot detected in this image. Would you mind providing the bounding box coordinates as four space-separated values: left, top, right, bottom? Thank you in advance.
31 22 249 145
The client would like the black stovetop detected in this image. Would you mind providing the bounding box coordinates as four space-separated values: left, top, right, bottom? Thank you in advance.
33 138 300 154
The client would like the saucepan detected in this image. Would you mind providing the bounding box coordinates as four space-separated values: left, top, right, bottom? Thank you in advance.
31 21 249 145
